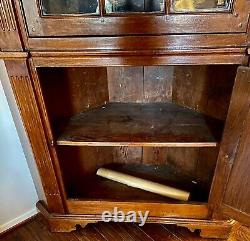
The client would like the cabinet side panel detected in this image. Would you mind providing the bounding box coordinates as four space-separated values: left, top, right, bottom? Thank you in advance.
209 67 250 219
0 60 45 203
4 59 65 213
221 69 250 224
172 65 236 121
38 67 109 126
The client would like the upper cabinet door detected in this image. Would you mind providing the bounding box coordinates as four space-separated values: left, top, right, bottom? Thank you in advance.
217 67 250 226
21 0 249 37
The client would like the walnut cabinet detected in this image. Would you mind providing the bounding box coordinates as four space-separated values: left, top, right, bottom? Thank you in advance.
1 0 250 239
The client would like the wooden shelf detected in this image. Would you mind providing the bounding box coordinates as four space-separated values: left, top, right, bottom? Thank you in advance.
57 103 223 147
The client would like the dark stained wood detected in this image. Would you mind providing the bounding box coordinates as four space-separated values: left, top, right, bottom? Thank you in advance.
8 206 234 239
209 67 250 224
32 53 248 67
19 0 250 37
21 215 80 241
57 102 223 147
167 224 206 241
143 66 173 102
167 222 231 240
29 44 248 56
56 146 114 199
141 147 218 202
5 57 246 237
38 67 109 126
3 0 250 236
56 145 216 205
74 225 107 241
55 145 217 206
34 66 111 207
2 214 249 241
63 162 207 202
142 147 208 198
219 67 250 226
107 67 144 102
60 200 209 220
172 65 237 121
140 223 179 240
2 0 250 237
113 146 142 164
29 39 248 53
120 223 155 241
196 148 219 198
35 65 232 211
164 148 199 176
108 223 140 241
94 222 128 241
204 66 238 121
142 147 169 165
173 66 210 112
108 66 173 103
222 114 250 213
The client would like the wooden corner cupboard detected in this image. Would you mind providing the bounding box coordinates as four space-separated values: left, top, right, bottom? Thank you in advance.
1 0 250 239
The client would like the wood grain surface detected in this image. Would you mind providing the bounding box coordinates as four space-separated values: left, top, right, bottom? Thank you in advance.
57 102 223 147
1 214 249 241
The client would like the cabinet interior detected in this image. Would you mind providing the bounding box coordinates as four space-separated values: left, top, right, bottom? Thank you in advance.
37 65 237 204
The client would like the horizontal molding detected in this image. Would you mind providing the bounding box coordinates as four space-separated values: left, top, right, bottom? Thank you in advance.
0 52 27 59
32 53 248 67
28 34 248 52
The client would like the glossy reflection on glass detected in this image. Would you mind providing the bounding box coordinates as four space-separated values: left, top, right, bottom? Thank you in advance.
41 0 99 15
172 0 230 12
105 0 165 13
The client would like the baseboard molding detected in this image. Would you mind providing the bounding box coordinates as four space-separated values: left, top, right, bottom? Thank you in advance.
0 208 38 234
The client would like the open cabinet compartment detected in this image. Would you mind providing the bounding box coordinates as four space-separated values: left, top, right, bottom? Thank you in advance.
37 65 237 216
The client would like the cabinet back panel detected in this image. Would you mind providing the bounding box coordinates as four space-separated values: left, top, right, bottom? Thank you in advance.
38 65 237 129
107 65 237 120
107 66 173 103
172 65 237 121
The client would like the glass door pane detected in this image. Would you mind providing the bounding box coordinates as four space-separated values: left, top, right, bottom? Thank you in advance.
171 0 231 12
41 0 99 15
105 0 165 13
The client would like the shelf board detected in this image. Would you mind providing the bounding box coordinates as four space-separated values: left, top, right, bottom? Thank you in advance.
57 102 223 147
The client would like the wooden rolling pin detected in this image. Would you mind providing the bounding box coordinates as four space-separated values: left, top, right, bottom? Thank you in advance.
96 168 190 201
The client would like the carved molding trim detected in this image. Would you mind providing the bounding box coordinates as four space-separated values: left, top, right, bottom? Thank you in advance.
10 75 29 84
0 0 16 31
9 71 65 213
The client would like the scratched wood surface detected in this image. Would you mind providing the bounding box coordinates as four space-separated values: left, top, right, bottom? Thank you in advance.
37 65 234 205
1 214 250 241
56 102 223 147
